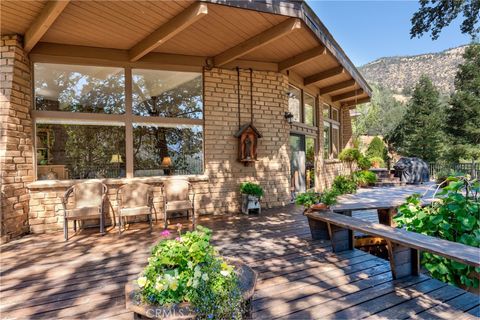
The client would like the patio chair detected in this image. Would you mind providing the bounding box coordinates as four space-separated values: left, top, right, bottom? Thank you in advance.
117 182 155 235
162 179 195 228
62 181 108 241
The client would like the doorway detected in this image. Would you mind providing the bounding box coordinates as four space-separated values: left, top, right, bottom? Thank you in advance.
290 134 316 201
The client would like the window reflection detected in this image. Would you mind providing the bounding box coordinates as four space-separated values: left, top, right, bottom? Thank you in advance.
288 85 301 122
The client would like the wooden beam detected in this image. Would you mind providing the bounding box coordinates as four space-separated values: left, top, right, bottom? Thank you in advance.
128 2 208 62
344 97 371 107
24 0 70 52
214 18 301 67
278 45 326 72
303 66 344 86
331 89 364 102
319 79 356 95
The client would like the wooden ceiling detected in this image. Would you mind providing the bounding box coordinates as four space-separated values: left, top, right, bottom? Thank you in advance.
0 0 371 107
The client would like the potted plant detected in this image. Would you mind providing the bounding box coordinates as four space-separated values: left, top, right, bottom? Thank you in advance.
239 182 263 214
295 189 339 213
125 226 256 319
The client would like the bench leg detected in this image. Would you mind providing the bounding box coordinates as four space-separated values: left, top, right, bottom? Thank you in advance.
387 241 420 279
327 223 354 253
377 208 397 227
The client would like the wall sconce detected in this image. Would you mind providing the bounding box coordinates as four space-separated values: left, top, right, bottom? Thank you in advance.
284 112 294 125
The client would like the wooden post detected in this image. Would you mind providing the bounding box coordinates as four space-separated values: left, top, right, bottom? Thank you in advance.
387 241 420 279
377 208 397 227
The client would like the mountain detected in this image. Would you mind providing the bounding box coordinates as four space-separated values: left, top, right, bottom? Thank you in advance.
358 45 467 95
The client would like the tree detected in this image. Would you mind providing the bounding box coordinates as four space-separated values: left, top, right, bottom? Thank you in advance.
411 0 480 40
352 84 406 137
444 43 480 164
385 75 445 163
366 136 386 159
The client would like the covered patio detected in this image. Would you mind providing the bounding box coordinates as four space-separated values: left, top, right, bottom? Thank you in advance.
1 206 478 319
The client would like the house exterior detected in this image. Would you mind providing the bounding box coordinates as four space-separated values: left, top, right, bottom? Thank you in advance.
0 0 371 242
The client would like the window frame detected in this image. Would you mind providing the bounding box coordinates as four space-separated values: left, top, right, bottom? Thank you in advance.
32 62 205 180
322 103 341 160
288 83 317 127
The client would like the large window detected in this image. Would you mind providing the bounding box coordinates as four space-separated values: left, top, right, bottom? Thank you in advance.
288 84 316 126
33 63 203 180
323 104 341 159
288 85 302 122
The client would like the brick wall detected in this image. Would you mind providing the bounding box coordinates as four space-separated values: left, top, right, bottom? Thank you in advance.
202 68 291 212
0 35 34 243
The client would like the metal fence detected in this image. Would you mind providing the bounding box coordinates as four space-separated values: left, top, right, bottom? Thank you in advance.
429 162 480 179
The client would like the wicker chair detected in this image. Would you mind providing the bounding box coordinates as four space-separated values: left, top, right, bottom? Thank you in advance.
62 181 108 241
162 179 195 228
117 182 155 235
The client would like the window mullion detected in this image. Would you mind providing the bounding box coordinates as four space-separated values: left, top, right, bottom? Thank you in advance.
125 67 134 178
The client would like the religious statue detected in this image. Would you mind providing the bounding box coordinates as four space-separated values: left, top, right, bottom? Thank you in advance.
234 123 263 165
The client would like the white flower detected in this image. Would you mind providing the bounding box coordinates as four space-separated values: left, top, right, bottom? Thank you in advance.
188 261 194 269
155 281 165 291
194 267 202 278
192 279 199 288
137 276 147 287
220 270 230 277
201 273 209 281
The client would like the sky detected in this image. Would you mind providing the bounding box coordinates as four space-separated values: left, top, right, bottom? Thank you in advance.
307 1 472 66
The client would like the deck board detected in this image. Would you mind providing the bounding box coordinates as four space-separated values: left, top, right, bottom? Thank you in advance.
0 204 478 319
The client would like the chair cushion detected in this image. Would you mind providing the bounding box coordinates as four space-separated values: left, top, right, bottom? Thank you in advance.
120 206 151 217
166 200 193 212
67 206 100 219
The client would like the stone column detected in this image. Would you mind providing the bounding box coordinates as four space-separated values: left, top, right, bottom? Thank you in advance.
0 34 34 243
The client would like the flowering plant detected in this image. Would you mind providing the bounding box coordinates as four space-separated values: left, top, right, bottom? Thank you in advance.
136 225 243 318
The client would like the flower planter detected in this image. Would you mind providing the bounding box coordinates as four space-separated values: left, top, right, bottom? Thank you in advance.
125 261 257 320
241 194 261 214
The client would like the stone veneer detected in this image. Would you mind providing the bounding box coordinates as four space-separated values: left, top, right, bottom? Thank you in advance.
1 37 354 237
0 35 34 243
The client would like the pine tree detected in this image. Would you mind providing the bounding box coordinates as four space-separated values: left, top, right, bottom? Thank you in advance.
386 75 445 163
444 43 480 163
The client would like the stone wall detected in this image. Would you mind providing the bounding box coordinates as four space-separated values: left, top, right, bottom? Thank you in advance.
0 35 34 243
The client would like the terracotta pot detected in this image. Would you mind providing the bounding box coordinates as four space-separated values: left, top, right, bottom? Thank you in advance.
125 260 257 319
310 203 330 211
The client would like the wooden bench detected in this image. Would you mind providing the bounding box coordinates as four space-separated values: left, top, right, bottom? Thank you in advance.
305 210 480 279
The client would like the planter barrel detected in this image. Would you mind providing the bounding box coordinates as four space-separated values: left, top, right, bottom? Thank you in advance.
304 207 331 240
125 261 257 319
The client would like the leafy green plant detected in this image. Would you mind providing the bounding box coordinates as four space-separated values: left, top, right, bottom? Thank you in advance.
357 156 372 170
137 226 244 318
369 156 386 168
353 170 377 186
394 177 480 289
332 175 357 194
239 182 263 198
339 148 362 163
295 191 321 209
320 188 340 206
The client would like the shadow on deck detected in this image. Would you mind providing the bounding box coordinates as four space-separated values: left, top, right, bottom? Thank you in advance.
0 205 478 319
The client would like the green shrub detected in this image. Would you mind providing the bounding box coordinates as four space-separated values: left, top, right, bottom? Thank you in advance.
137 226 244 318
320 188 339 206
357 156 372 170
366 136 386 159
353 170 377 186
369 156 385 168
295 191 321 209
239 182 263 198
394 177 480 289
332 175 357 194
339 148 362 163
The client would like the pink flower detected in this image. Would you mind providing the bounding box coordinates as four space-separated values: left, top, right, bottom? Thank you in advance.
175 237 182 242
160 230 171 237
176 223 182 229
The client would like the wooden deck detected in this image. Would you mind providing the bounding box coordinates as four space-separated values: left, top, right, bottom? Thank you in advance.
1 205 478 319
